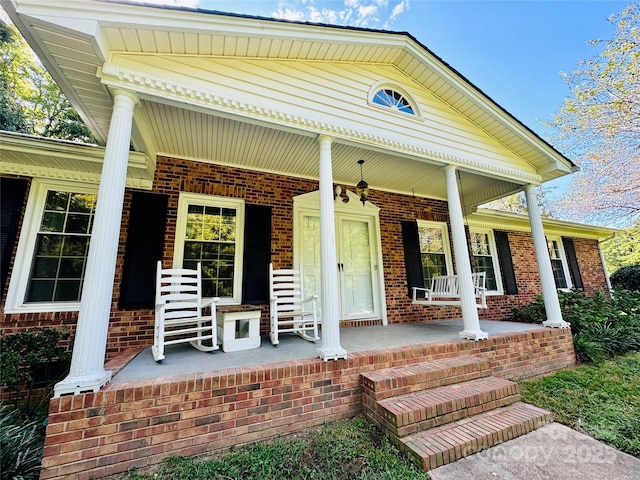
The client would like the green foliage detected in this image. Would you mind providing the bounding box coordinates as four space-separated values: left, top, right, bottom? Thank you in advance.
0 404 44 480
509 295 546 324
610 264 640 291
520 351 640 457
122 417 429 480
602 221 640 273
0 20 96 142
0 329 71 408
510 289 640 363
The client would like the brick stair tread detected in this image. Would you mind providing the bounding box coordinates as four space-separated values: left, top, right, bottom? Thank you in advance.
361 356 490 397
378 376 520 429
400 402 553 471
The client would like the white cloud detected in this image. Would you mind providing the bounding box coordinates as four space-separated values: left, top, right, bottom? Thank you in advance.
273 7 307 21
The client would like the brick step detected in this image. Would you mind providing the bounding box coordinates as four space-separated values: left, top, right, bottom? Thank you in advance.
399 402 553 471
361 356 491 402
378 376 521 437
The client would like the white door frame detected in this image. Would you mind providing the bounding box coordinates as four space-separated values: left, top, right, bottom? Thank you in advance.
293 189 387 325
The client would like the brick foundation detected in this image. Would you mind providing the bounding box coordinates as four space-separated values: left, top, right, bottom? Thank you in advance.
39 327 575 480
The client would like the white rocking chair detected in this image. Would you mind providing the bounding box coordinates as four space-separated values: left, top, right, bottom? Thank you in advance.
269 263 319 346
152 261 219 362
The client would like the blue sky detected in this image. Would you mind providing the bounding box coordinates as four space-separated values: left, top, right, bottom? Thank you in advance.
145 0 630 194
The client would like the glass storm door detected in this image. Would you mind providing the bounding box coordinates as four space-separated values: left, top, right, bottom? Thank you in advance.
300 213 377 321
338 217 375 319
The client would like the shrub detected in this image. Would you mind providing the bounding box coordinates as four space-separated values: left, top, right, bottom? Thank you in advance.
610 264 640 291
0 329 71 410
0 404 44 480
510 289 640 363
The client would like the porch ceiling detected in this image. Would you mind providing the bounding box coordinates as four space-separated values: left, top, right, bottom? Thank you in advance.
137 100 521 204
3 0 573 205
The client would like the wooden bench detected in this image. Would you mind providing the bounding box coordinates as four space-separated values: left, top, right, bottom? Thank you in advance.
412 272 487 308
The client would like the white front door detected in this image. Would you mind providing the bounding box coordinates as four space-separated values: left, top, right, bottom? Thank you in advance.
294 190 385 323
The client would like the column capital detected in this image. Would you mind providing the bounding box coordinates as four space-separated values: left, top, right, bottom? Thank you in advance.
442 164 457 174
317 134 334 146
110 88 139 107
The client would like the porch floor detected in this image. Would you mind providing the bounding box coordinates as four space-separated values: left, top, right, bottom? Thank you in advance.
111 319 544 383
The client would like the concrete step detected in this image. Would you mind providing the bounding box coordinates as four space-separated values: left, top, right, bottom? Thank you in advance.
399 402 553 471
361 356 491 403
378 376 521 437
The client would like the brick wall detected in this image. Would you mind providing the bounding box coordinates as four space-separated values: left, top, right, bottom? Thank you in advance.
0 162 610 359
39 327 575 480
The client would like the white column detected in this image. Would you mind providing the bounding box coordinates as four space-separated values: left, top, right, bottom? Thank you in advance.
54 89 138 396
316 135 347 360
524 184 569 328
443 166 488 340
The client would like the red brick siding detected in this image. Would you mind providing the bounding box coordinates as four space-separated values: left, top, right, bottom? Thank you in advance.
571 238 609 295
39 328 575 480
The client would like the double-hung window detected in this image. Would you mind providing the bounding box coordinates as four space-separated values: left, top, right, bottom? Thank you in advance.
470 228 502 293
547 236 571 289
174 193 244 304
5 179 97 313
417 221 452 287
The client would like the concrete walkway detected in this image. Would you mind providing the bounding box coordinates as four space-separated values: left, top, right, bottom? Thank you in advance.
112 319 543 382
430 423 640 480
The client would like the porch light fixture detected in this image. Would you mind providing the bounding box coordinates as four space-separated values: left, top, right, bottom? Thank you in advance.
355 159 369 206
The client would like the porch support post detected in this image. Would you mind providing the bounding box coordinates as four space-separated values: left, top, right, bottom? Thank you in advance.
54 89 138 397
524 184 570 328
443 166 488 340
316 135 347 361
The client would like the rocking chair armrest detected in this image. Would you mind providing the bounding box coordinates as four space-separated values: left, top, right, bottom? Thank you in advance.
302 294 318 304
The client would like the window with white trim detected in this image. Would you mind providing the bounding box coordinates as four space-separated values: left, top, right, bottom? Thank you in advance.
174 193 244 304
547 236 571 289
4 179 97 313
417 221 453 287
470 228 503 293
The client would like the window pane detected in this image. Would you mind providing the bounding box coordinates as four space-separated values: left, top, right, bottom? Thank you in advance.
26 280 55 302
54 280 82 301
422 252 447 287
65 214 91 234
419 227 444 254
41 212 65 232
68 193 95 214
35 235 63 256
471 232 490 256
32 257 59 278
45 191 69 211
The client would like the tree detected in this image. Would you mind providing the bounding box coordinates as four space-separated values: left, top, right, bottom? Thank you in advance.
601 220 640 273
0 20 95 143
548 3 639 228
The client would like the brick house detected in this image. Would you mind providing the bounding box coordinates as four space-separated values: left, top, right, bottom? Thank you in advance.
0 1 618 477
0 0 614 479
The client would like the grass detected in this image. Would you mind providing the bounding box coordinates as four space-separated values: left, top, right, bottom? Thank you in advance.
121 416 430 480
519 350 640 457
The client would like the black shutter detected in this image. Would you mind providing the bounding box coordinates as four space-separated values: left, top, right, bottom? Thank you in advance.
495 230 518 295
1 177 28 300
242 204 272 304
562 237 583 290
401 220 424 298
118 192 169 309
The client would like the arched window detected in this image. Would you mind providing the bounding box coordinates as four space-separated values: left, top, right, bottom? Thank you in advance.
371 88 416 115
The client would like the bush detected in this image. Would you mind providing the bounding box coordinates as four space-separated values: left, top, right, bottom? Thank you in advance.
0 404 44 480
610 264 640 291
0 329 71 410
510 289 640 363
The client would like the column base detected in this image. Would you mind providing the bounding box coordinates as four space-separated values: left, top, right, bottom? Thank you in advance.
543 320 571 328
459 329 489 341
317 346 348 361
54 369 112 397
